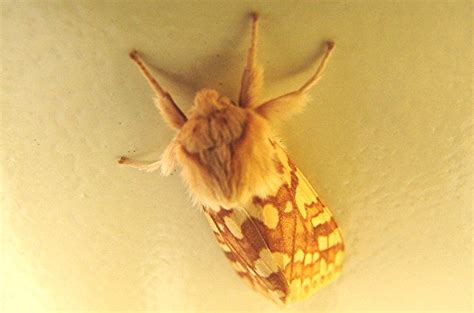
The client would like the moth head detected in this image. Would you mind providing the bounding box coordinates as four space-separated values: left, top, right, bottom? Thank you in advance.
178 89 247 154
160 88 290 207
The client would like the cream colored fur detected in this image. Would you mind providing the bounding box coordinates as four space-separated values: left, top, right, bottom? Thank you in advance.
256 92 308 124
170 89 283 209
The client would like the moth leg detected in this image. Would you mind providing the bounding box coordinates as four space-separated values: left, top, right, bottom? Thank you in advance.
255 42 335 121
117 156 161 172
129 50 187 130
268 41 334 100
239 13 263 108
297 41 335 93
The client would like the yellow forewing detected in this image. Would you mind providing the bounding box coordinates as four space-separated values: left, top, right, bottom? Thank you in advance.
203 143 344 304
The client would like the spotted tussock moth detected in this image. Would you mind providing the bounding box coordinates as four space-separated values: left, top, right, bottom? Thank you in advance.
118 13 344 305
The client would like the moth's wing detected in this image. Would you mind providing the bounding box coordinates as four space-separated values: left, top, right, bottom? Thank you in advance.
290 162 345 299
244 143 345 303
202 143 344 304
203 207 289 304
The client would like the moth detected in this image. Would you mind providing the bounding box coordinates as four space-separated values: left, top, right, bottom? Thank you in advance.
119 13 344 304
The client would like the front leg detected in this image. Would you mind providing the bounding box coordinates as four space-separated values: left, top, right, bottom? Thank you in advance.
129 50 187 130
239 13 263 108
117 157 161 173
255 42 335 123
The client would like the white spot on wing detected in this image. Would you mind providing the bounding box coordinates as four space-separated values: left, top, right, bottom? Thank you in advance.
254 249 279 277
224 216 244 239
262 204 279 229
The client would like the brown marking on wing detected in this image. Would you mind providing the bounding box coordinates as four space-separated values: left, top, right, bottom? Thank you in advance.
202 143 344 303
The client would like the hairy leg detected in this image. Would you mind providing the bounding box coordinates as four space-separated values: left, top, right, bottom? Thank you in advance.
297 42 335 93
239 13 263 108
129 50 187 129
117 156 161 173
255 42 335 122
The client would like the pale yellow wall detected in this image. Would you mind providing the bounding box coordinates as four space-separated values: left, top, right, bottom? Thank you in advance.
1 1 472 312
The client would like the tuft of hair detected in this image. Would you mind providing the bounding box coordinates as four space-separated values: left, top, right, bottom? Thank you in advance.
160 138 179 176
173 89 283 209
256 91 308 125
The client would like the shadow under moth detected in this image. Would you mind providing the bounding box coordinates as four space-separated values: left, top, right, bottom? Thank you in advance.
119 13 344 305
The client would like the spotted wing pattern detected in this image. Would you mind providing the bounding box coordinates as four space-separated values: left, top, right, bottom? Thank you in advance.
203 142 344 304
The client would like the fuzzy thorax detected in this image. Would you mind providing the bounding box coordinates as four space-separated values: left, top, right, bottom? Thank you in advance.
162 89 284 209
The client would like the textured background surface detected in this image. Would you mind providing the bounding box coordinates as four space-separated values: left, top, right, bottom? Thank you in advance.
1 1 472 312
